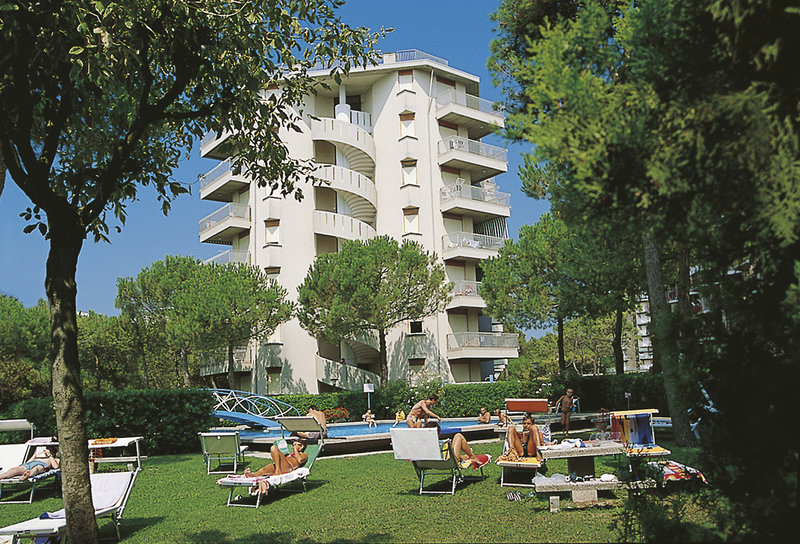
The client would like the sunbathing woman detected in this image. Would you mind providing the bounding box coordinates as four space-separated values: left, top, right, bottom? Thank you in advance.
244 440 307 477
425 422 491 469
0 445 59 481
502 414 544 462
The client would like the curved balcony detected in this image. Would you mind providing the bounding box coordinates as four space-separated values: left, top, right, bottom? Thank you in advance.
438 135 507 183
199 203 250 245
440 181 510 222
199 160 249 202
436 90 504 139
311 118 376 177
446 280 486 310
315 165 377 224
316 354 381 390
313 210 376 242
442 231 506 261
446 332 519 360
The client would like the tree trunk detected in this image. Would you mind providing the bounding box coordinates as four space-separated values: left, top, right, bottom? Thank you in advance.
378 328 388 386
556 315 565 374
227 343 235 390
0 147 5 197
181 346 190 387
46 225 99 544
641 229 694 446
613 306 625 374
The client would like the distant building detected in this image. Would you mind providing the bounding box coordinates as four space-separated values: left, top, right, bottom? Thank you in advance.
196 50 518 394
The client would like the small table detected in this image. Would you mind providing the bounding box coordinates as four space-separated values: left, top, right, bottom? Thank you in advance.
537 441 626 502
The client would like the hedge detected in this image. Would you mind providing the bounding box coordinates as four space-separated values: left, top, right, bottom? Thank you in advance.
2 389 217 455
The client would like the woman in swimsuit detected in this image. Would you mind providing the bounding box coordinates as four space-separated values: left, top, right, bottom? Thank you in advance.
0 445 59 481
244 440 307 477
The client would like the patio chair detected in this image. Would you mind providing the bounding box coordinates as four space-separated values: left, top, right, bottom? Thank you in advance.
611 409 671 458
0 470 140 543
215 416 325 508
199 432 248 474
390 427 486 495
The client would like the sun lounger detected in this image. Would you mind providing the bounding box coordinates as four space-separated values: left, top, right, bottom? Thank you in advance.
0 440 60 504
0 470 139 543
390 427 487 495
199 432 248 474
215 417 324 508
611 409 671 457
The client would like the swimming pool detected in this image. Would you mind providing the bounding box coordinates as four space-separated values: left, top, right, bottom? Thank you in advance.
231 420 476 440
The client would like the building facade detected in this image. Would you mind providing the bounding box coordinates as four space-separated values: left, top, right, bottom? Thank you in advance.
197 50 518 394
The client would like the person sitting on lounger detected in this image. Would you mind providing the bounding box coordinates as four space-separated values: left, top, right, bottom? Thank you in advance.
0 445 59 481
244 440 307 477
502 413 544 462
425 421 491 470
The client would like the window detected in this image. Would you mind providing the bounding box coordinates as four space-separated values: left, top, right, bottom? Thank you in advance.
403 207 420 235
400 113 416 139
265 267 280 281
398 69 413 92
408 358 425 381
265 219 280 245
401 159 418 186
267 368 281 395
409 321 423 334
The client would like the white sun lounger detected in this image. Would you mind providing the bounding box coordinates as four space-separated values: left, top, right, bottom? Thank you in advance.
0 470 139 543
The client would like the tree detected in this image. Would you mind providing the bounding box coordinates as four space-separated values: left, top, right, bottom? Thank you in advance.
480 213 574 373
173 262 293 389
77 311 137 391
0 296 50 409
297 236 452 385
0 2 379 540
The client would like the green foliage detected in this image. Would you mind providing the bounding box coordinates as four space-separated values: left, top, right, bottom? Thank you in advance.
0 296 51 409
77 311 138 391
4 389 216 455
297 235 451 384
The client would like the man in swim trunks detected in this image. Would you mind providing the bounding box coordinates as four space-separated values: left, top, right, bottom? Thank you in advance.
477 406 491 424
244 440 307 477
406 394 442 428
504 414 544 461
0 445 59 481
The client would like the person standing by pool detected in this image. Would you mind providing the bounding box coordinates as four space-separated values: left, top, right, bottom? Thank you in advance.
392 407 406 427
406 394 442 428
555 388 575 435
477 406 491 424
296 404 328 441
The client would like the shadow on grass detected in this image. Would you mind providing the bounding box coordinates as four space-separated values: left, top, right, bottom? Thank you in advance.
185 529 397 544
116 516 165 540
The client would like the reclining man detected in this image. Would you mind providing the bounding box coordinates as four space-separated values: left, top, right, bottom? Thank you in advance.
503 413 544 462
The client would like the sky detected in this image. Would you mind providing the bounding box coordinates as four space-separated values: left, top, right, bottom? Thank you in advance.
0 0 549 316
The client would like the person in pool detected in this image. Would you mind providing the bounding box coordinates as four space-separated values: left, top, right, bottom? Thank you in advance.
0 445 59 481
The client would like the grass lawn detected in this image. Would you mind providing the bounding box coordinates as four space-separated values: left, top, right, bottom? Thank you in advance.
0 434 710 543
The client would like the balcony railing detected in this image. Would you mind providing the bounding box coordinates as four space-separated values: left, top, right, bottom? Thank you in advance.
446 332 519 350
440 182 511 208
199 203 250 233
349 109 372 133
452 280 482 297
439 136 508 162
313 210 376 241
198 345 254 376
436 89 503 115
199 160 242 193
316 354 381 390
442 232 506 253
202 249 249 266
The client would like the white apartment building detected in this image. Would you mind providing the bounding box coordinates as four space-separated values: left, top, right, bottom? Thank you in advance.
197 49 519 394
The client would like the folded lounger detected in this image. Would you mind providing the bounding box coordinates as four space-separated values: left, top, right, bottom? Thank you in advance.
0 470 140 543
215 416 324 508
199 431 248 475
390 427 488 495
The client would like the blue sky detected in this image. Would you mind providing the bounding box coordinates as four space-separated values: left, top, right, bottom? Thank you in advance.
0 0 549 315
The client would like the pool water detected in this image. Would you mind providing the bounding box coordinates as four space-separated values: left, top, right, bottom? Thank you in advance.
234 420 472 440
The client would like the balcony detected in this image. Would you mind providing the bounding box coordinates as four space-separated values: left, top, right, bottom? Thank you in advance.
436 90 504 139
202 249 249 266
311 117 376 177
199 160 250 202
198 345 254 377
199 203 250 245
316 354 381 390
446 332 519 360
315 165 377 222
442 232 506 261
440 181 510 221
438 136 507 183
313 210 376 242
259 244 282 268
200 130 234 160
447 280 486 310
